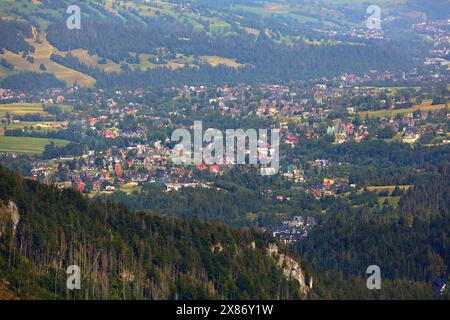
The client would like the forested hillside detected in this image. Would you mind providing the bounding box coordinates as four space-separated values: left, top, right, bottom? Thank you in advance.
297 162 450 299
0 164 305 300
0 0 430 90
0 161 448 300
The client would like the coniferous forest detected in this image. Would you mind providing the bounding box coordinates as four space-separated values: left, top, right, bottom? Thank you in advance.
1 161 449 300
0 164 304 300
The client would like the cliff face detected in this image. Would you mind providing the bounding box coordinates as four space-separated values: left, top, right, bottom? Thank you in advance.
0 281 18 300
267 243 310 295
0 201 20 239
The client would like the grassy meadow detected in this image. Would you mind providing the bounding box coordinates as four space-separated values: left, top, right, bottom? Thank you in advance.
0 135 69 155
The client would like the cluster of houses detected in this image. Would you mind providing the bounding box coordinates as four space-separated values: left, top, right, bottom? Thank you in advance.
28 142 226 195
307 177 352 198
9 74 448 198
1 52 447 197
0 88 22 102
270 216 317 243
328 119 370 144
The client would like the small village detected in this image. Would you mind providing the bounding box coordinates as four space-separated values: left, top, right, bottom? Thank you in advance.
270 216 317 243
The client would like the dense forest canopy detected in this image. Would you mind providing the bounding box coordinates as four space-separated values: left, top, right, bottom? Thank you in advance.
0 164 304 300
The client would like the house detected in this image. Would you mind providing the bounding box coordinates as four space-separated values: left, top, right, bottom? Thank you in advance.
165 183 183 192
402 127 420 144
209 165 220 174
306 217 317 227
271 215 317 243
271 226 301 243
314 159 330 167
92 181 101 192
114 164 122 176
76 181 86 192
130 173 148 183
56 181 72 189
309 185 323 198
103 130 118 139
323 178 335 188
285 135 299 147
56 95 65 104
283 216 304 227
105 185 116 192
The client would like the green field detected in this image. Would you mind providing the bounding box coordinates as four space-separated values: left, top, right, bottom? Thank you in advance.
366 185 413 193
56 104 73 112
0 121 67 136
0 103 72 117
1 120 67 130
359 100 449 118
119 182 143 194
0 136 70 155
378 196 402 206
0 30 96 87
0 103 45 116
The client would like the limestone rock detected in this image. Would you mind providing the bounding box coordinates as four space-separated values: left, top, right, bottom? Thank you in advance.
0 201 20 238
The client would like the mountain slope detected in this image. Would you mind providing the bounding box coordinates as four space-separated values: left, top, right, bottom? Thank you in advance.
297 162 450 299
0 164 307 300
0 0 428 90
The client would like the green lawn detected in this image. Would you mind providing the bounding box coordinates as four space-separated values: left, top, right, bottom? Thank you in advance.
0 136 70 155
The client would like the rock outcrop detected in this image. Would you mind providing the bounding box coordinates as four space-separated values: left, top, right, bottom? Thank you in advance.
0 201 20 238
267 243 310 295
0 281 18 300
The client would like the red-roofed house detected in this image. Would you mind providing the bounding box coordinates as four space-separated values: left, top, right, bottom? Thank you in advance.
209 165 220 174
76 181 85 192
103 130 118 139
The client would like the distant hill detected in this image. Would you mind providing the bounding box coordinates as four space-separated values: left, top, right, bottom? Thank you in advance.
0 0 437 90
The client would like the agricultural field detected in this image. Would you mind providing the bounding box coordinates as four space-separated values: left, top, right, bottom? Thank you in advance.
68 49 122 74
367 185 413 205
0 103 72 116
378 196 402 206
0 135 69 154
0 30 96 87
231 3 289 16
55 104 73 112
360 86 421 97
136 53 185 71
385 132 403 143
0 121 68 135
64 50 189 73
119 182 142 194
0 103 45 116
366 185 413 193
200 56 244 68
359 100 449 118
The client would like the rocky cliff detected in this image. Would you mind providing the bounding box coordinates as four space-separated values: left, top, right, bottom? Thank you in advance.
0 201 20 239
267 243 311 296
